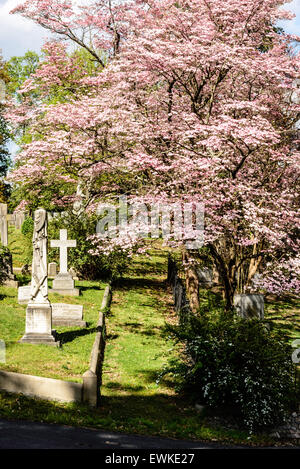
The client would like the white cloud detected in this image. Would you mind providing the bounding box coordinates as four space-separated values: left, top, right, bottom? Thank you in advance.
278 0 300 35
0 0 50 59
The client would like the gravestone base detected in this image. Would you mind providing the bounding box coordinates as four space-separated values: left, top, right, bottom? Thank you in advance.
19 304 60 347
51 273 80 296
19 332 60 347
50 287 80 297
52 319 86 327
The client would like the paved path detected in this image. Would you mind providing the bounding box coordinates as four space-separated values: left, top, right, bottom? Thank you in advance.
0 418 244 449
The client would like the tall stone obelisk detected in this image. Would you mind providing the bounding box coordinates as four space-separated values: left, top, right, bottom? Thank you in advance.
20 208 59 346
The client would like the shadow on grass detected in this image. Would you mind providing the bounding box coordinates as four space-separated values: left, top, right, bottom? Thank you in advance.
114 277 166 291
77 285 106 292
58 327 98 345
105 381 145 392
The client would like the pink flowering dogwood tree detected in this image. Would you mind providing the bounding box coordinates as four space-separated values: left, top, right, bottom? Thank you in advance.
7 0 300 309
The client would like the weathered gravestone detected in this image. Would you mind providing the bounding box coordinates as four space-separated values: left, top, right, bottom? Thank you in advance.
14 211 25 230
0 203 8 246
234 293 264 320
51 304 86 327
2 250 19 288
50 229 79 296
197 267 213 287
18 285 31 305
48 262 57 278
19 208 60 346
7 213 15 227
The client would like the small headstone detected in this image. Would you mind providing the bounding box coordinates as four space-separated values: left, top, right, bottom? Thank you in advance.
234 294 264 320
13 211 25 230
69 266 79 281
48 262 57 278
197 267 213 286
52 303 86 327
1 249 19 288
18 285 31 305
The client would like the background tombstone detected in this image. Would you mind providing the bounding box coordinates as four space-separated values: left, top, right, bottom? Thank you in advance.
52 304 86 327
48 262 57 278
19 208 59 346
2 253 19 288
197 267 213 287
69 266 79 281
234 294 264 320
0 203 8 246
50 229 79 296
14 211 25 230
18 285 31 305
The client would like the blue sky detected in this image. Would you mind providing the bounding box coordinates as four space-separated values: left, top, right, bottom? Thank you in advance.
0 0 300 60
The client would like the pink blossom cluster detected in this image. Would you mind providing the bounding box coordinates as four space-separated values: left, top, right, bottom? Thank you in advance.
6 0 300 293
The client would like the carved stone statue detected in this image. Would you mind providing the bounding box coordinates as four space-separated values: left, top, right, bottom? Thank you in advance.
29 209 49 305
20 208 59 346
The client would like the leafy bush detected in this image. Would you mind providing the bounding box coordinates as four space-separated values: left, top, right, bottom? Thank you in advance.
21 217 34 237
0 245 11 284
48 211 130 280
20 217 34 264
162 308 296 432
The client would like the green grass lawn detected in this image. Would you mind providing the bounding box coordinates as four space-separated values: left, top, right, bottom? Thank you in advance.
0 279 107 382
265 295 300 342
7 225 31 267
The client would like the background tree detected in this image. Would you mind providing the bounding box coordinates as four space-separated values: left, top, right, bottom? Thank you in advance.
0 52 12 202
8 0 300 309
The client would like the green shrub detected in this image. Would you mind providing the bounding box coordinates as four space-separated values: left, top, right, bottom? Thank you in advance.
20 217 34 264
0 245 11 284
162 309 296 432
48 211 130 280
21 217 34 237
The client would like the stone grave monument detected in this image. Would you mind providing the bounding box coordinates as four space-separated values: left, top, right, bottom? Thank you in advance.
19 208 59 346
0 203 8 246
0 204 19 287
2 250 18 288
48 262 57 278
50 229 79 296
197 267 213 287
234 293 264 320
15 211 25 230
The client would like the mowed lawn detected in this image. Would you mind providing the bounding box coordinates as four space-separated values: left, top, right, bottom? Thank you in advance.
0 279 107 382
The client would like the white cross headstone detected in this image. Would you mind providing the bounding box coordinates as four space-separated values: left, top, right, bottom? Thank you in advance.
50 229 76 275
50 229 79 296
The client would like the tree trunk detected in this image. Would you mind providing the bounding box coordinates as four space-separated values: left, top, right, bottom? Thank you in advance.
182 248 200 313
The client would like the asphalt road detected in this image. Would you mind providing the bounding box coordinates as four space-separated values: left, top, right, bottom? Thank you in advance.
0 418 241 450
